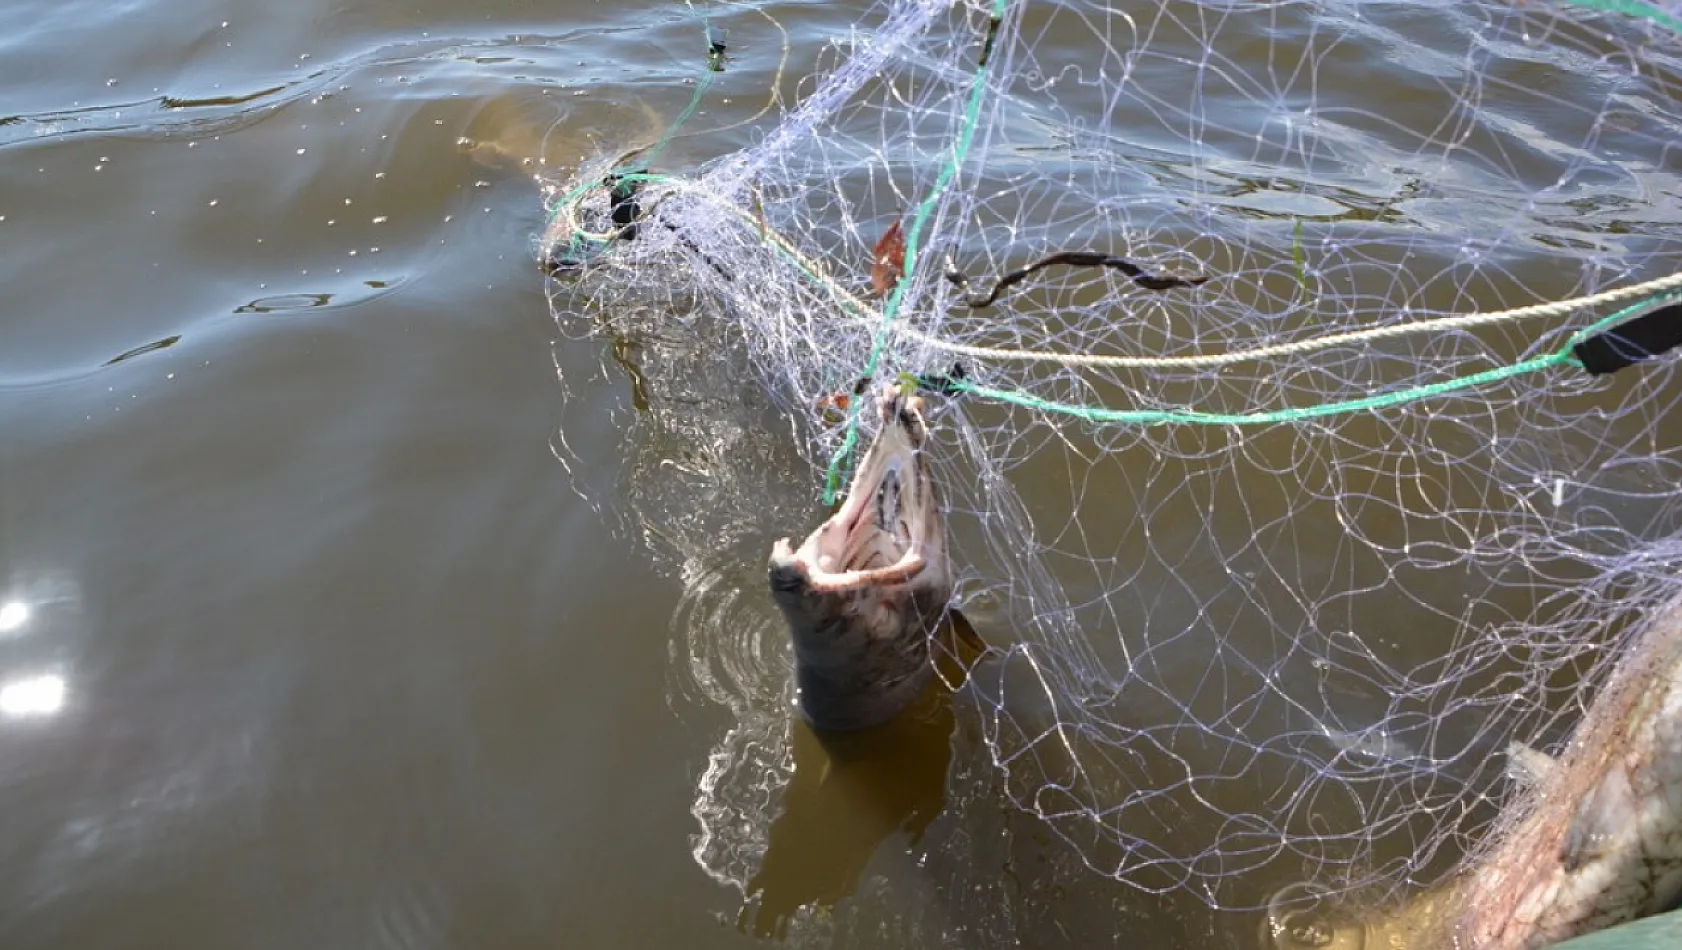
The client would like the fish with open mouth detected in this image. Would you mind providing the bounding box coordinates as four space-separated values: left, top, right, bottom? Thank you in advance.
767 386 951 732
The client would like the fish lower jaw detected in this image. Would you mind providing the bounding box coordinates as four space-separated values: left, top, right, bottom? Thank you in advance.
803 549 927 594
768 534 932 595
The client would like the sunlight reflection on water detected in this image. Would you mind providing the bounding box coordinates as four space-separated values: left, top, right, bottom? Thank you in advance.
0 600 30 634
0 674 66 718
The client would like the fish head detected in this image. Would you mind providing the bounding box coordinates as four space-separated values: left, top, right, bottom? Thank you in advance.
768 386 951 731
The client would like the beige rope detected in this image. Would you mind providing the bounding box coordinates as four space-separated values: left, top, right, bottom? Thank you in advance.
567 171 1682 371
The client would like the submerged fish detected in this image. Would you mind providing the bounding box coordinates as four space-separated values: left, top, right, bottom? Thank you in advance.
457 94 665 178
1452 593 1682 948
767 386 952 732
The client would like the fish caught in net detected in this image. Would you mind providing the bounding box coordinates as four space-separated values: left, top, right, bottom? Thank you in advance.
540 0 1682 933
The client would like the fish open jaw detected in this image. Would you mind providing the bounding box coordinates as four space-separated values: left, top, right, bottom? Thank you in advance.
773 391 933 595
767 385 950 732
801 549 927 594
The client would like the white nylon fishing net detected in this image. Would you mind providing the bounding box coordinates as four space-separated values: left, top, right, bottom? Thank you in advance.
543 0 1682 925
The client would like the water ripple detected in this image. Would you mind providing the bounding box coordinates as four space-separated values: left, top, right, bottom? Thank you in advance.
0 29 633 152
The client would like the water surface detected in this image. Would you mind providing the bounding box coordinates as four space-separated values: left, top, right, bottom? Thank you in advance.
4 0 1680 948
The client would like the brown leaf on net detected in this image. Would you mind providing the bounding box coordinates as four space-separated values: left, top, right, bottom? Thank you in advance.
870 218 906 300
815 376 872 418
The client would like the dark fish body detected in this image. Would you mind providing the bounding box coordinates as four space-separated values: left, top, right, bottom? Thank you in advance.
768 388 951 732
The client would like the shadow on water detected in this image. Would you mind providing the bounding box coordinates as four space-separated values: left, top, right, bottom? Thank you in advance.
741 681 956 939
740 615 988 940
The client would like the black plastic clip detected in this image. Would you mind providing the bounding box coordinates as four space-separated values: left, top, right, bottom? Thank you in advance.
1573 301 1682 375
706 25 727 72
606 173 644 241
915 363 969 396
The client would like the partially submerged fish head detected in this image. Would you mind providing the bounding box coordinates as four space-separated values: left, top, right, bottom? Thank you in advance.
768 386 951 732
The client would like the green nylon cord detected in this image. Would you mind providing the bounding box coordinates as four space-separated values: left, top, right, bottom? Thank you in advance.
549 0 1681 496
810 0 1682 499
543 11 720 258
1561 0 1682 35
949 354 1571 427
927 293 1682 428
822 0 1013 504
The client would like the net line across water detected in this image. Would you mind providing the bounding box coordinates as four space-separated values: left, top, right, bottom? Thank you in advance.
545 0 1682 911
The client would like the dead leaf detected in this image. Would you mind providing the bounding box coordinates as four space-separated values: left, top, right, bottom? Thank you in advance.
870 218 906 300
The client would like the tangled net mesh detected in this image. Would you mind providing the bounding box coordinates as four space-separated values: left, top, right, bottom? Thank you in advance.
544 0 1682 912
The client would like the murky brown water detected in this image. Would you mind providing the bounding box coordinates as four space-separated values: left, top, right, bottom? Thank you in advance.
4 0 1681 948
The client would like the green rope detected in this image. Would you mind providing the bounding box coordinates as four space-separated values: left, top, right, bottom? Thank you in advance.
544 7 722 264
807 0 1682 488
924 294 1682 428
821 0 1013 504
947 354 1569 426
1561 0 1682 35
549 0 1682 496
